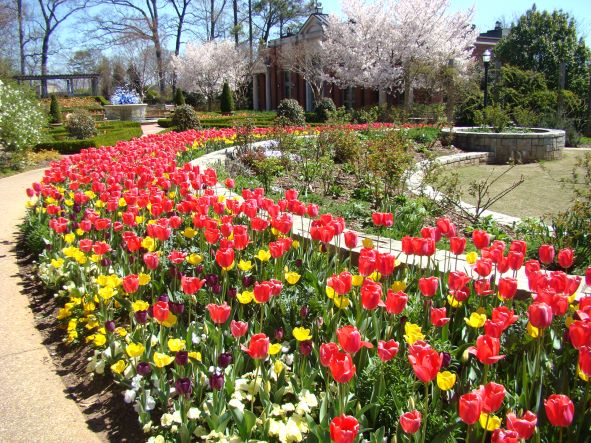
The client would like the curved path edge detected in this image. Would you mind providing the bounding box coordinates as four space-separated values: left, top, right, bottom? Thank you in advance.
0 168 102 443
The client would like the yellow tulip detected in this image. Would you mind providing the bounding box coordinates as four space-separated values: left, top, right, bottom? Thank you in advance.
404 323 425 345
126 342 145 358
138 273 151 286
187 253 203 265
526 322 540 338
436 371 457 391
167 338 186 352
362 238 374 249
237 291 254 304
352 275 364 287
269 343 282 355
110 359 127 375
238 260 253 271
333 296 350 309
391 280 407 292
285 271 301 285
479 413 501 431
183 227 197 238
153 352 175 368
464 312 487 328
466 251 478 265
292 327 312 341
188 351 202 362
161 312 177 327
255 249 271 262
132 300 150 312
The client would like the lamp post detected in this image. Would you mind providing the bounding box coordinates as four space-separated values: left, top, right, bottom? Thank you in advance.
482 49 491 108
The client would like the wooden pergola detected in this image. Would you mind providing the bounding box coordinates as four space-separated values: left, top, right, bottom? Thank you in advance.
13 73 100 98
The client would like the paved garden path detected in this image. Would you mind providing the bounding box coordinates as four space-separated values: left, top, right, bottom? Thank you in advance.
0 169 102 443
141 122 163 137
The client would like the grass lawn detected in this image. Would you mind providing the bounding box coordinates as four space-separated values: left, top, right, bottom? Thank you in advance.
448 150 588 219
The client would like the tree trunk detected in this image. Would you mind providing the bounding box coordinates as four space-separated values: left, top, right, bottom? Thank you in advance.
233 0 238 47
403 70 413 110
41 32 50 97
248 0 252 59
151 1 166 95
207 96 213 111
17 0 25 75
172 15 185 93
210 0 215 40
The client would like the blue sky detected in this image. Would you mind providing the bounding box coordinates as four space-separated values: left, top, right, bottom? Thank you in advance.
319 0 591 43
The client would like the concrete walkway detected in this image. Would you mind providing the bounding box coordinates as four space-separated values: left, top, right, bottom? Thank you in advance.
140 122 163 137
0 169 101 443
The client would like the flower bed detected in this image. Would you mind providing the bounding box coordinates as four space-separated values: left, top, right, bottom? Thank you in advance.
25 126 591 442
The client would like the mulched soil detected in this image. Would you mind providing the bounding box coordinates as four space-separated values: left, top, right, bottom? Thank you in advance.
16 243 143 443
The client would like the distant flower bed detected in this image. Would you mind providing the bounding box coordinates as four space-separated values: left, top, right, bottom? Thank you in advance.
110 87 142 105
25 126 591 442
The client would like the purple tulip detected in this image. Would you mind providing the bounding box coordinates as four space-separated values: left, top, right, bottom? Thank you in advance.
209 371 224 390
299 340 313 356
136 362 151 376
104 320 116 332
175 377 192 397
175 351 189 366
170 302 185 315
134 310 148 324
218 352 233 368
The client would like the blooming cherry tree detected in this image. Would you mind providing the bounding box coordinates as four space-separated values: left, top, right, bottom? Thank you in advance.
172 40 250 110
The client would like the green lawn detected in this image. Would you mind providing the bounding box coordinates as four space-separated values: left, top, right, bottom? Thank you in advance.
448 150 588 219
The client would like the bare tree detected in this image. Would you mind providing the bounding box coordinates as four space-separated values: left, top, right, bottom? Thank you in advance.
168 0 191 92
34 0 89 95
92 0 168 95
278 38 328 105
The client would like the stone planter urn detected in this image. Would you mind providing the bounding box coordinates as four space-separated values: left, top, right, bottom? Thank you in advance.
104 104 148 122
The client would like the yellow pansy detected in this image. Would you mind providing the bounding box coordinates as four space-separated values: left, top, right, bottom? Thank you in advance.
161 312 177 328
255 249 271 262
391 280 407 292
168 338 186 352
188 351 202 362
292 327 312 341
138 273 151 286
141 236 156 252
333 296 350 309
90 254 100 263
75 228 84 236
115 327 127 337
269 343 282 355
57 307 71 320
465 312 487 328
74 251 87 265
362 238 374 249
238 260 253 271
187 253 203 265
526 322 540 338
93 333 106 347
85 317 99 330
465 252 478 265
285 271 301 285
132 300 150 312
237 291 254 304
352 275 364 287
63 233 76 244
153 352 175 368
404 322 425 345
83 302 96 313
62 246 77 257
51 258 64 269
479 413 501 431
436 371 457 391
126 342 145 358
110 359 127 375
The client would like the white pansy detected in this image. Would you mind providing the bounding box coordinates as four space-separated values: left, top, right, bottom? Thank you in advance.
123 389 136 403
160 413 174 427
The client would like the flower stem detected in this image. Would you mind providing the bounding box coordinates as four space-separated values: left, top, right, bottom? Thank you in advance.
421 382 429 443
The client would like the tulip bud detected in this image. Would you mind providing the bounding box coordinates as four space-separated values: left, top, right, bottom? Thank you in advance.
175 351 189 366
300 305 309 318
104 320 116 332
134 310 148 324
136 361 151 376
170 302 185 315
274 327 284 341
299 340 313 356
218 352 233 368
209 371 225 390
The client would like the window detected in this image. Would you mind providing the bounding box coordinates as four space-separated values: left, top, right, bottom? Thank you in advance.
283 71 293 99
343 87 355 109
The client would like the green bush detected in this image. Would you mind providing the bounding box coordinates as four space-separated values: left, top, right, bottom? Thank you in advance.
144 89 161 105
512 106 538 127
158 118 174 128
220 82 234 114
318 128 360 163
174 88 185 106
34 139 97 154
65 110 97 139
473 105 510 132
314 98 336 122
172 105 200 131
93 96 110 106
276 99 305 126
49 94 62 124
0 80 47 167
20 211 50 255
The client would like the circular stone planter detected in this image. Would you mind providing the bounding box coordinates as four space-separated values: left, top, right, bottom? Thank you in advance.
104 104 148 122
442 127 565 163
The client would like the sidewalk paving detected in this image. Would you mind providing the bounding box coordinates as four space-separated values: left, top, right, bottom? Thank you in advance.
0 168 102 443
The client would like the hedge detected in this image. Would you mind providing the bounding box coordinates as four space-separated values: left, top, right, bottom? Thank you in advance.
34 139 98 154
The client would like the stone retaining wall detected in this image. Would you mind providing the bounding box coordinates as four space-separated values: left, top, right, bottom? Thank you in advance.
442 127 565 163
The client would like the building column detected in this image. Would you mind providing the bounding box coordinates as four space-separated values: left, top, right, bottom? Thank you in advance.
252 74 259 111
305 82 313 112
265 67 272 111
378 87 387 106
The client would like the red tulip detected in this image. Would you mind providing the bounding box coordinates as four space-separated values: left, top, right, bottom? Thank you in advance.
376 252 396 276
498 277 518 300
507 251 524 271
407 341 442 382
538 244 555 265
224 178 235 189
470 335 505 365
181 275 206 295
399 410 422 434
358 248 377 276
578 346 591 376
329 351 356 383
509 240 527 255
491 429 519 443
472 229 490 249
544 394 574 427
449 236 466 255
372 212 393 227
337 325 373 354
586 266 591 286
328 272 353 295
527 302 553 329
569 320 591 349
430 306 450 327
385 290 407 315
377 340 399 362
307 203 319 217
122 274 139 294
230 320 248 338
344 231 358 249
480 382 506 413
475 258 493 277
285 188 298 201
206 302 231 324
436 217 456 237
153 301 170 322
418 276 438 297
448 271 471 291
241 333 270 359
459 392 482 424
506 410 537 439
329 414 359 443
320 342 339 367
253 281 273 303
216 247 235 269
557 248 574 269
360 279 384 310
